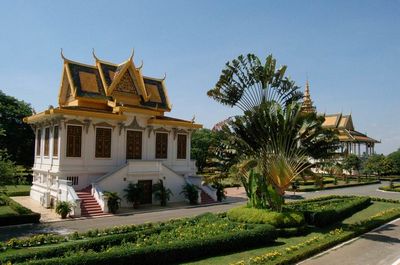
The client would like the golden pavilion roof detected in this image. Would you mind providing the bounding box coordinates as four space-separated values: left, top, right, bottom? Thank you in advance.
322 113 379 143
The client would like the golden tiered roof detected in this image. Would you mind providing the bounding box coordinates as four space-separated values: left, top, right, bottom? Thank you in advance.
24 51 202 129
322 113 379 143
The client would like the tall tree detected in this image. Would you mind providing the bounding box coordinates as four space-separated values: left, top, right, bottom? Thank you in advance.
342 154 362 175
208 54 313 211
191 129 214 173
387 149 400 175
0 90 34 166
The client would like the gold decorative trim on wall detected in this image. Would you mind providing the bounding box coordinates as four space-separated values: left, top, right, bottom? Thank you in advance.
92 121 116 131
172 128 188 140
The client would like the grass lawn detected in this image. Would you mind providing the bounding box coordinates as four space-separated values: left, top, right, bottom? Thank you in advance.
1 185 31 196
0 206 18 217
184 201 400 265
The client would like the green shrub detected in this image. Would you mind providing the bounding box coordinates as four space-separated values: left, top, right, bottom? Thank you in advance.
19 224 277 265
0 194 40 226
286 196 371 227
227 206 305 228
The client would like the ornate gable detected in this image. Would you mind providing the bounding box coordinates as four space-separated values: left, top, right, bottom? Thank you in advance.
58 68 75 106
114 71 138 95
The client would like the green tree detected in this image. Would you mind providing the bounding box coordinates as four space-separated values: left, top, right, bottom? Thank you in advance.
0 149 18 188
0 90 35 166
387 149 400 175
208 54 319 211
342 154 362 175
190 129 214 173
362 154 385 176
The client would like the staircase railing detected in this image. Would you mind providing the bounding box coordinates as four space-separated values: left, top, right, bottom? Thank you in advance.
58 179 81 217
91 183 108 213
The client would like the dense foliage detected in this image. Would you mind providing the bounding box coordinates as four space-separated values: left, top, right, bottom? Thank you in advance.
227 206 305 228
0 90 35 167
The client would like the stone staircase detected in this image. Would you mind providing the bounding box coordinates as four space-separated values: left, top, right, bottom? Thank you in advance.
76 186 106 217
200 190 217 204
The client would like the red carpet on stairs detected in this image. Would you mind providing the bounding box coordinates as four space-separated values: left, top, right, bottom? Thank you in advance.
76 185 107 217
200 190 217 204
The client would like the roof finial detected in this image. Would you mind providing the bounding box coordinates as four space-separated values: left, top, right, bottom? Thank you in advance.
162 72 167 81
129 48 134 61
136 60 143 70
92 48 99 61
60 48 67 61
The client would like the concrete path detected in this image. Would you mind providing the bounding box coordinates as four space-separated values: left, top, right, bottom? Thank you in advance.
299 218 400 265
11 196 59 221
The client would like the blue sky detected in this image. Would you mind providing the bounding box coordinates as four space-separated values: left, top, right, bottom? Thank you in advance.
0 1 399 154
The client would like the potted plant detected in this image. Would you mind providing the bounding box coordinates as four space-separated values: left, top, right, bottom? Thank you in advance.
55 201 72 219
212 182 226 202
124 182 143 209
152 179 173 206
104 191 121 214
181 183 199 205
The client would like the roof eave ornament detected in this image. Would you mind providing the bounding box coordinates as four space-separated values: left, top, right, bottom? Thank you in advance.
60 48 68 62
129 48 134 62
92 48 100 61
162 72 167 81
136 60 144 70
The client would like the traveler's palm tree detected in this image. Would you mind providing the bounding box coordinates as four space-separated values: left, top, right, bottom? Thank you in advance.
207 54 302 112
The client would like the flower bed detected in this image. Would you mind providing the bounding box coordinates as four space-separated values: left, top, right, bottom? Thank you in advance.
285 196 371 227
0 213 277 265
227 206 305 228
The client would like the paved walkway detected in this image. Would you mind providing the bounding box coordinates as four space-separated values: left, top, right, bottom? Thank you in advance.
300 218 400 265
11 196 59 221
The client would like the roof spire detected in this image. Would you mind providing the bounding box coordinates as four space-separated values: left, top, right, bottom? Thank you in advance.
301 78 316 114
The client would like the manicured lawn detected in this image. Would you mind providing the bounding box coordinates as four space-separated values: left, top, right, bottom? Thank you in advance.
2 185 31 196
184 201 400 265
0 206 18 217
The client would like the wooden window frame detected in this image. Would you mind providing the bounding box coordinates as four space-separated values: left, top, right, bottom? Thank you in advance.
177 134 187 159
53 125 59 157
36 129 41 156
155 132 168 159
44 127 50 157
95 127 112 158
66 125 82 158
126 130 143 160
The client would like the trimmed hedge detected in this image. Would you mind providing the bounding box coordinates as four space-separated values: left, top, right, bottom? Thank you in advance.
286 196 371 227
18 224 277 265
0 226 166 264
0 195 40 226
227 206 305 228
